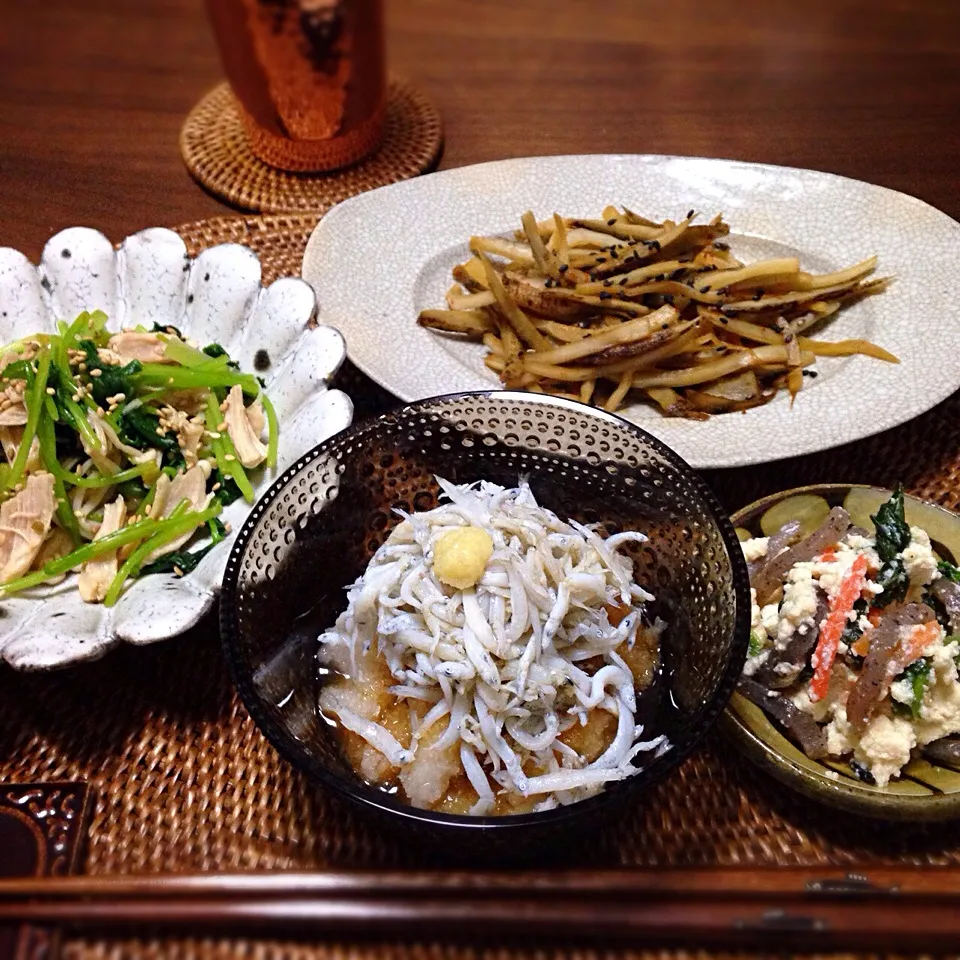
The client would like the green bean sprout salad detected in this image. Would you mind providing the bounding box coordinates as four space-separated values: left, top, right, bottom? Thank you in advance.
0 310 277 605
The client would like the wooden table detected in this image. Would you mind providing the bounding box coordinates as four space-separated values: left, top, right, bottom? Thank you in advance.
2 0 958 260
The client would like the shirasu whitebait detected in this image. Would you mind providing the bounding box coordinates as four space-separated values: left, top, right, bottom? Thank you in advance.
318 478 667 812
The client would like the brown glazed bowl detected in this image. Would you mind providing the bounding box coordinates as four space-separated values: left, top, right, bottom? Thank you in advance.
722 483 960 821
219 391 750 857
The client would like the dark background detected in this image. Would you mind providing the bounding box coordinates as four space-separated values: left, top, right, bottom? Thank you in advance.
2 0 958 258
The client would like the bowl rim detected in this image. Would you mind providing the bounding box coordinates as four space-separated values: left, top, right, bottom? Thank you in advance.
724 481 960 821
220 388 751 831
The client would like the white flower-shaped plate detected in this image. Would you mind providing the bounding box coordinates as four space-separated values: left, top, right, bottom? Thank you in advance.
0 226 353 670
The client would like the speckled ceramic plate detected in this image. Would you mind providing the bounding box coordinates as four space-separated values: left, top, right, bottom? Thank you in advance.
0 226 354 670
721 483 960 821
302 154 960 469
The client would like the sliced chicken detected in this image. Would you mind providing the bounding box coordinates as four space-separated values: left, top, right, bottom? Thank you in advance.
0 426 41 473
78 496 127 603
34 527 75 586
164 388 209 417
158 406 205 467
246 398 266 436
0 380 28 427
0 472 57 583
106 331 173 365
222 384 267 469
145 464 213 563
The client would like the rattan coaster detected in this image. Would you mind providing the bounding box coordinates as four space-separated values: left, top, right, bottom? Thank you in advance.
180 77 443 214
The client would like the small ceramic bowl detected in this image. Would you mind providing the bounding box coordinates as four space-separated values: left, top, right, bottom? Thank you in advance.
722 483 960 821
219 391 750 855
0 227 354 670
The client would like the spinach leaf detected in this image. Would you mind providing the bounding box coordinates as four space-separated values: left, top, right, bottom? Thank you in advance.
203 343 239 370
77 339 143 407
938 560 960 583
873 558 909 607
841 619 863 646
139 518 227 578
899 657 932 720
872 485 910 563
117 476 149 503
849 760 876 785
117 405 183 466
152 322 185 339
1 358 33 382
213 469 242 506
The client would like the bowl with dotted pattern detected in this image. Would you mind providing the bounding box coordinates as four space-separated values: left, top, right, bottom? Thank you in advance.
219 390 750 852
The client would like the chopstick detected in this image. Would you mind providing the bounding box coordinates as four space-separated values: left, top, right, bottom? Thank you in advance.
4 868 960 948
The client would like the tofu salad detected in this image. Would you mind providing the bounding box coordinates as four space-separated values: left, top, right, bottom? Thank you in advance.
737 487 960 787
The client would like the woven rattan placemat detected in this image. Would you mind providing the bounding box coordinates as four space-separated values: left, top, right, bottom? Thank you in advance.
2 213 959 959
180 79 443 213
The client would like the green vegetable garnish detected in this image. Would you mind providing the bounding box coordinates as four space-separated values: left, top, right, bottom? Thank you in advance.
873 557 909 607
139 517 227 579
938 560 960 584
0 310 278 604
748 631 766 657
872 485 910 563
0 347 51 496
205 392 254 503
897 658 932 720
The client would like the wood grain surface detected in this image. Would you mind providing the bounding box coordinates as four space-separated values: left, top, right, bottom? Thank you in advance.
1 0 958 261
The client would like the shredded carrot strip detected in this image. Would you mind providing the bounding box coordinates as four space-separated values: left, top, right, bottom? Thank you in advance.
819 547 838 563
810 554 869 701
897 620 942 670
851 633 871 659
867 607 883 628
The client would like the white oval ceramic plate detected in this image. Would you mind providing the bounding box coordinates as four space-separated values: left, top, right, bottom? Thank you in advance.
0 226 354 670
302 154 960 469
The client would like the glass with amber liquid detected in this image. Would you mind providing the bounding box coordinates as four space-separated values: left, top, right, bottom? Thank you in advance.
206 0 386 171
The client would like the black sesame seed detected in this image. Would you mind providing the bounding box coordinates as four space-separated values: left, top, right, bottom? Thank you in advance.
686 209 694 219
606 218 617 226
595 257 607 264
649 240 661 250
61 249 71 259
558 264 569 273
254 348 271 371
187 294 194 304
719 317 729 324
204 272 210 282
714 241 729 251
805 370 819 378
599 292 612 300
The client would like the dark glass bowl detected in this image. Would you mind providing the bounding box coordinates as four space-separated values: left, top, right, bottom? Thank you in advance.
220 391 750 856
